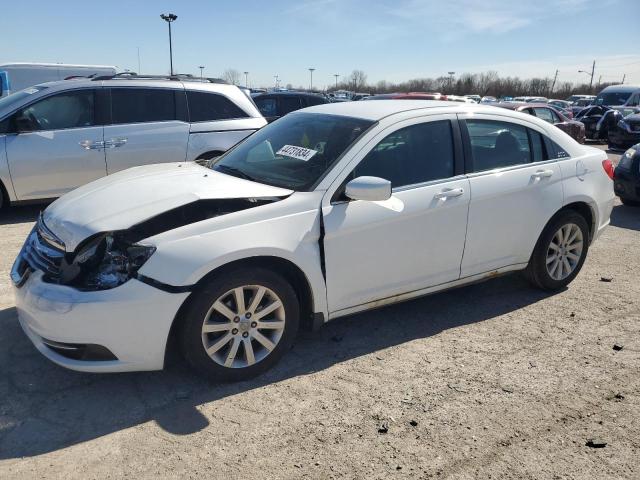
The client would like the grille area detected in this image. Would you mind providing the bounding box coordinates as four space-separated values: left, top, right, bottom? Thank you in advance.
22 226 65 282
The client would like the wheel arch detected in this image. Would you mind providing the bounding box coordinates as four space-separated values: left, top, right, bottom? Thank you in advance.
561 201 595 243
163 255 318 367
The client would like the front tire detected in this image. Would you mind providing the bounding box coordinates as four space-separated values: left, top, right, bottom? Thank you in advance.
525 211 590 291
180 267 300 382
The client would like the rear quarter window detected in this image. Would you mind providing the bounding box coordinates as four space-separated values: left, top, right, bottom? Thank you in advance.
111 88 176 124
187 91 248 122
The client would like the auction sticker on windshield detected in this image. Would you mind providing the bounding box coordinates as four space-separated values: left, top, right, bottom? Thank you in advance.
276 145 318 161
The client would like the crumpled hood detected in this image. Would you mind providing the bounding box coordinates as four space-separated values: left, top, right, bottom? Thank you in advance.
43 162 293 251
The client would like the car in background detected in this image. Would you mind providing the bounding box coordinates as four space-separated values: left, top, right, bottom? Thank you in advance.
549 99 571 110
575 105 623 142
613 144 640 206
0 73 266 208
566 94 595 104
465 95 481 103
351 93 371 101
569 98 595 117
0 63 117 97
252 91 330 122
364 92 447 101
514 96 548 103
608 113 640 150
495 102 585 143
446 95 475 103
593 85 640 115
11 100 614 381
480 96 498 104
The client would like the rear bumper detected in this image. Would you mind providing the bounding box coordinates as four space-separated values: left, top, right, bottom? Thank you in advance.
14 271 189 372
614 169 640 201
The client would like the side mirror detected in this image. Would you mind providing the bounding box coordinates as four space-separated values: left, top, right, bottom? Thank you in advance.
345 176 392 202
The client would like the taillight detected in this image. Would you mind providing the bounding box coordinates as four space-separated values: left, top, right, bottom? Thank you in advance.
602 159 615 180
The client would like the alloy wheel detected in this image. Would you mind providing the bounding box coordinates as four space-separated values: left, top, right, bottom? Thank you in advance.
546 223 584 281
201 285 286 368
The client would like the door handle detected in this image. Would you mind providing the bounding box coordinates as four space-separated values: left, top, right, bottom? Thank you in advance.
434 187 464 199
531 169 554 179
105 138 128 148
79 140 104 150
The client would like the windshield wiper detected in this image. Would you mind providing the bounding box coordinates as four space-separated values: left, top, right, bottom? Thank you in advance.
214 164 257 182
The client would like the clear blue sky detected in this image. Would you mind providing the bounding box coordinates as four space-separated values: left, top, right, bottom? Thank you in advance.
2 0 639 89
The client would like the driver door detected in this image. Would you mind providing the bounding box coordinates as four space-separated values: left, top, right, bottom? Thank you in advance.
322 115 470 314
5 88 107 200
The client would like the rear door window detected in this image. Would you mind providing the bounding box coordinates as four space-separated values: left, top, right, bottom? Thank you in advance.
533 107 555 124
186 90 248 122
110 88 176 124
465 120 531 171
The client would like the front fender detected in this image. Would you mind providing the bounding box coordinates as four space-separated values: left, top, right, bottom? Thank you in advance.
138 202 328 317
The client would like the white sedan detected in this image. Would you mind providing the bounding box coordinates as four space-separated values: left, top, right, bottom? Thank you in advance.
12 101 615 381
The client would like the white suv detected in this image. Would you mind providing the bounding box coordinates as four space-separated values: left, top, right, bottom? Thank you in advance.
0 74 266 207
12 101 615 382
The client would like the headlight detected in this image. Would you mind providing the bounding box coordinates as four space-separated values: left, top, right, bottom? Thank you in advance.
68 233 155 290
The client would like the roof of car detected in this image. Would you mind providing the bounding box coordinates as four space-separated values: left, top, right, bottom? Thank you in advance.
299 100 486 120
600 84 640 93
253 91 325 98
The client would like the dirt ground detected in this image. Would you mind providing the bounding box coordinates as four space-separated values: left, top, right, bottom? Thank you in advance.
0 146 638 479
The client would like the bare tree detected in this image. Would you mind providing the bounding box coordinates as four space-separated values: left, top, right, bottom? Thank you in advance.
222 69 241 85
349 70 368 91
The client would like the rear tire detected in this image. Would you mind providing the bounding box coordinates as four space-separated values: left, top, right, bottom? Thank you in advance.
180 267 299 382
525 211 590 291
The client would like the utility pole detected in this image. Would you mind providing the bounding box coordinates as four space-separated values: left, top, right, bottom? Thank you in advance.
597 75 602 86
622 74 626 84
551 69 558 93
244 71 249 88
137 47 141 73
199 66 205 80
334 74 339 89
274 75 279 89
590 60 595 90
309 68 315 91
160 13 178 75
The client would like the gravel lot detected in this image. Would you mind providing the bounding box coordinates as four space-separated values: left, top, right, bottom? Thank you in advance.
0 146 638 479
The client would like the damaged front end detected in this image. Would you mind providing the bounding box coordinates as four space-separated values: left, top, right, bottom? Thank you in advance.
14 197 283 292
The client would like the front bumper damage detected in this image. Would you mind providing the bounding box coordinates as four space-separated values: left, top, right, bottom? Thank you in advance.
14 270 189 372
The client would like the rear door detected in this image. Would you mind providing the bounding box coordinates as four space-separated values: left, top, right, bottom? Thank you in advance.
103 87 189 174
5 88 107 200
458 115 564 277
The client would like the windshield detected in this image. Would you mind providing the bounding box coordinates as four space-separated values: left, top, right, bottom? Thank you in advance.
595 91 632 106
212 112 374 191
0 85 48 114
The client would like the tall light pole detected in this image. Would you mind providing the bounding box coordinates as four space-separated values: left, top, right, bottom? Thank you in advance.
448 71 455 92
309 68 315 91
274 75 279 89
198 66 205 80
334 74 339 89
578 60 595 89
244 71 249 88
160 13 178 75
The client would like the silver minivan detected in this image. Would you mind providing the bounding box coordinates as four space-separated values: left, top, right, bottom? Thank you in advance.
0 74 266 208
